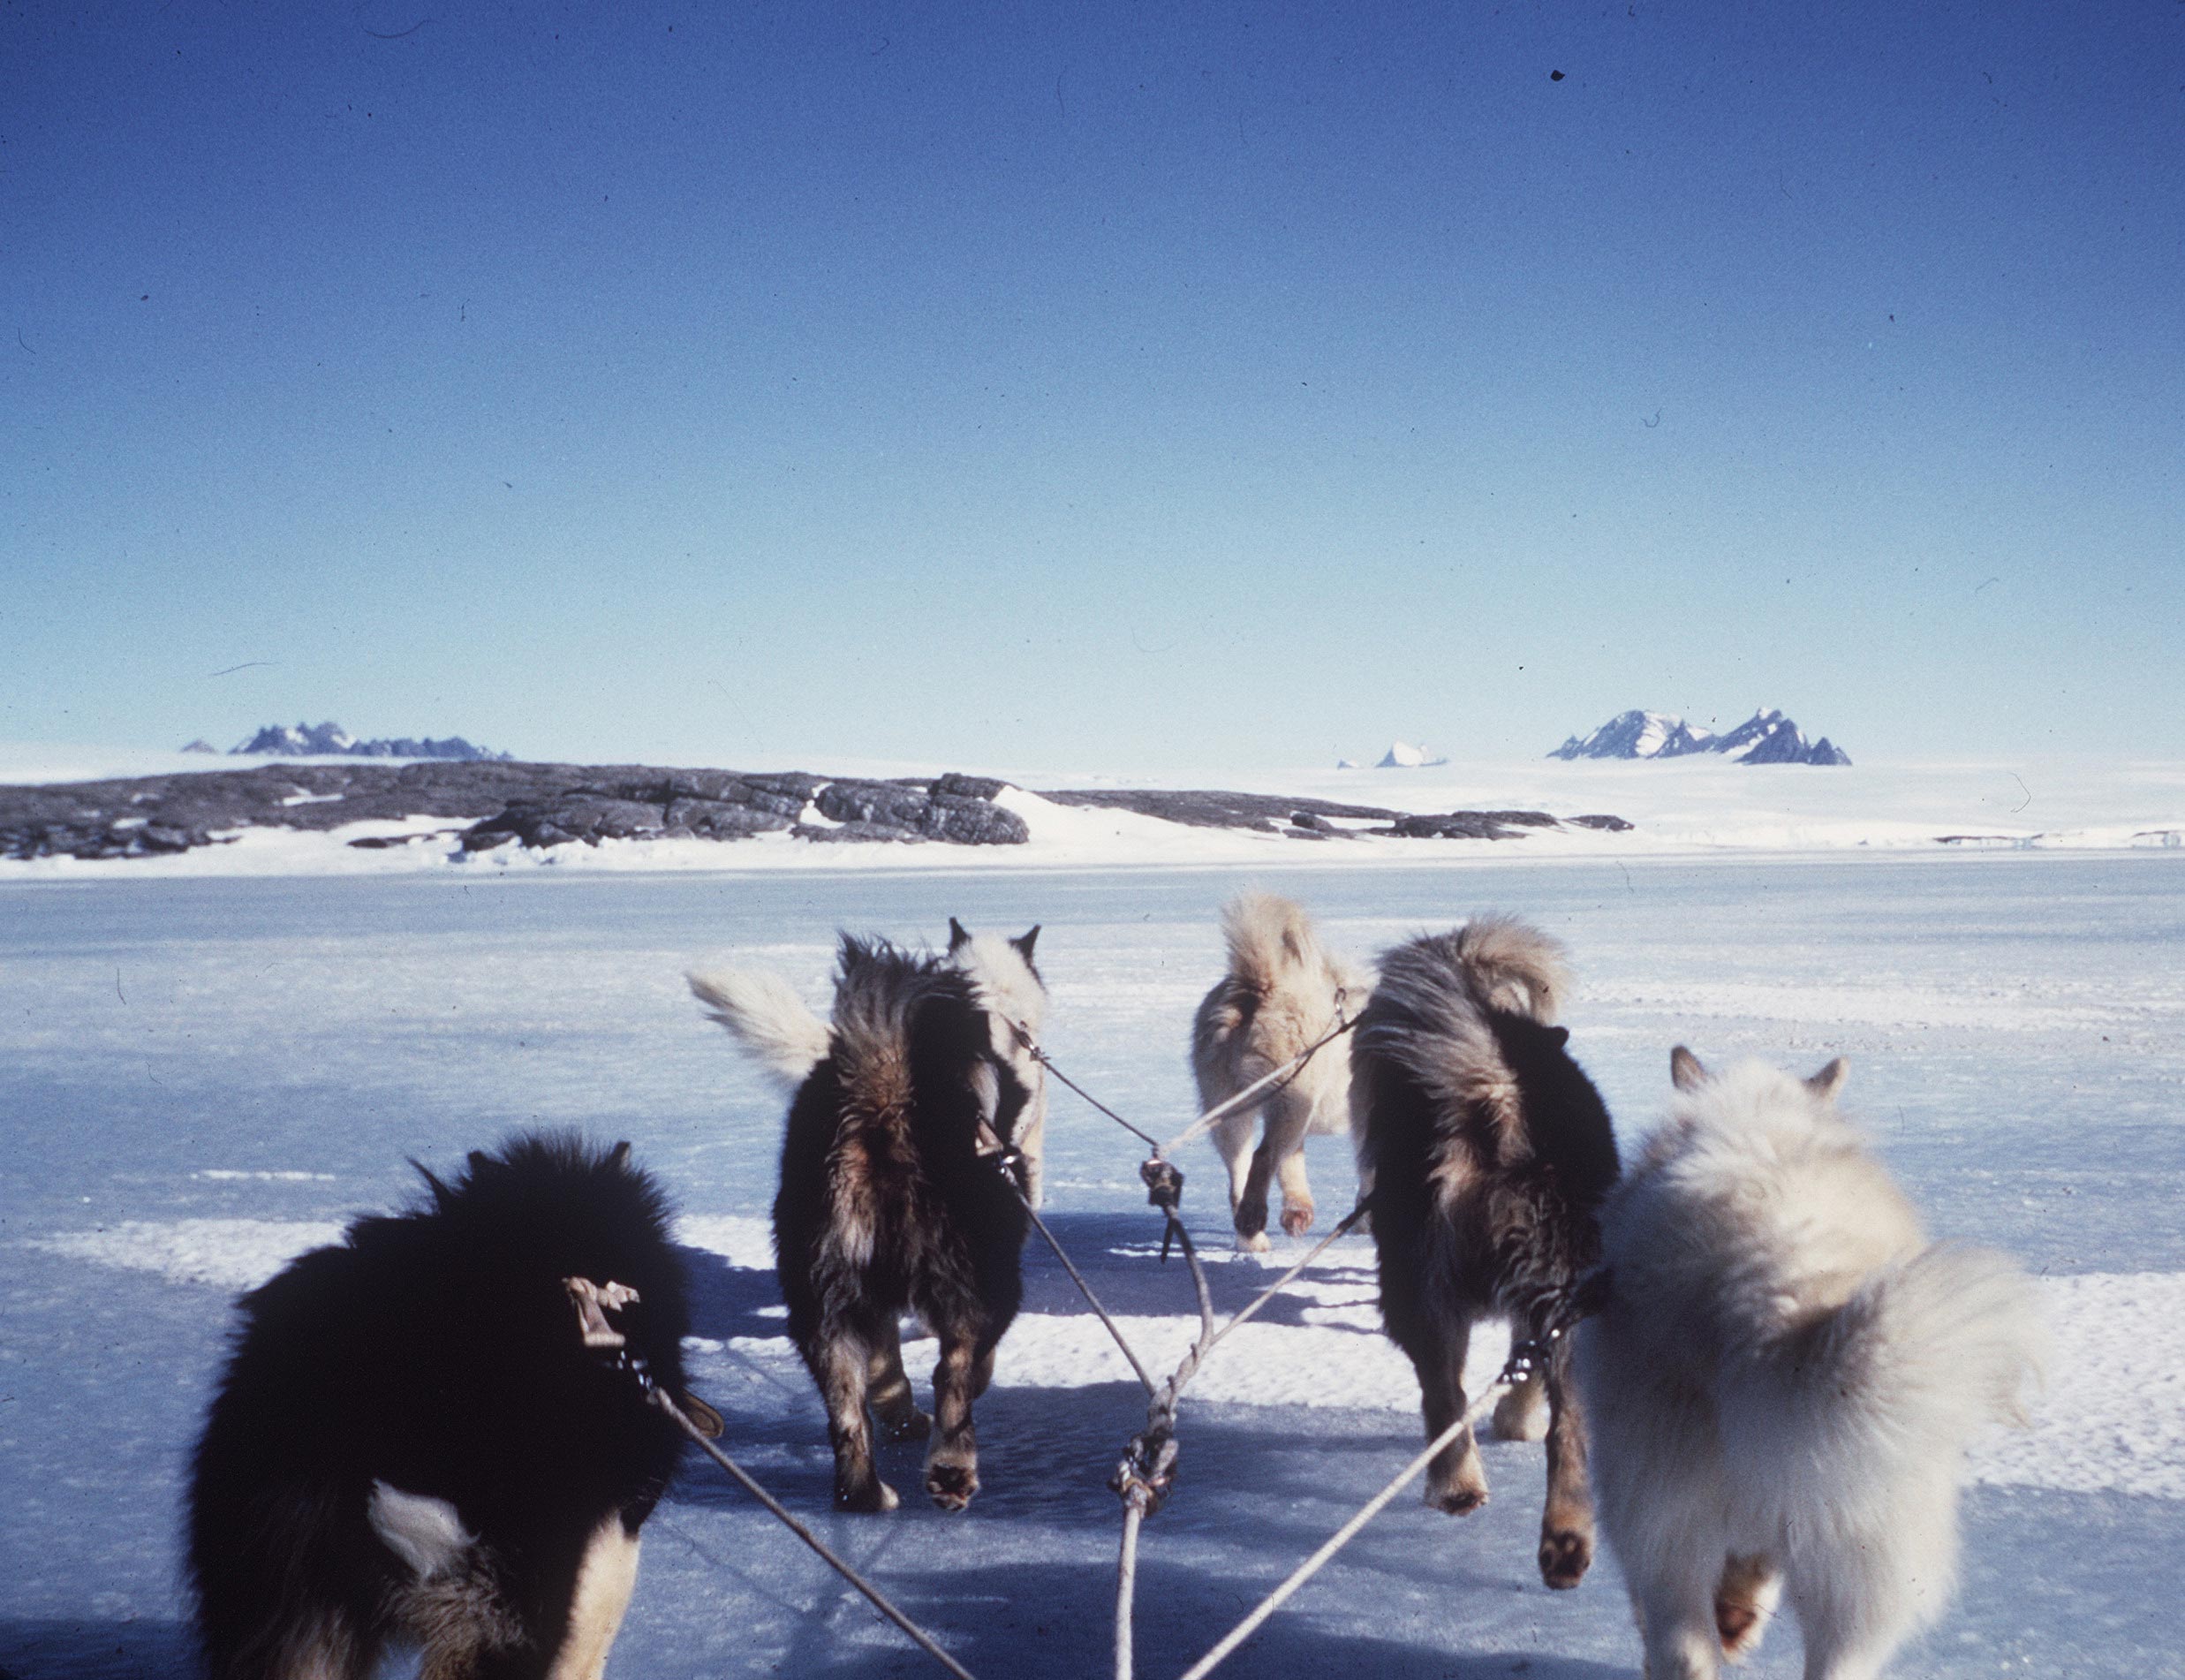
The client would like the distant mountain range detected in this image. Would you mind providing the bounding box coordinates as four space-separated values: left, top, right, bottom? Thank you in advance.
222 722 510 762
1550 708 1851 766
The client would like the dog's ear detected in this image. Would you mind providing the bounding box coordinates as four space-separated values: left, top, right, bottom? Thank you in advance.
1546 1025 1571 1048
411 1159 457 1209
1805 1056 1849 1101
948 916 972 953
1670 1045 1709 1091
607 1140 632 1169
1011 925 1040 962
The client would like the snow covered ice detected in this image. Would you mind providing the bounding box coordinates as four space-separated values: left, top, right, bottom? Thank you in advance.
4 854 2182 1676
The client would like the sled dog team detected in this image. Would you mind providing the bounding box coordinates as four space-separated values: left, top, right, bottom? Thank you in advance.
188 898 2044 1680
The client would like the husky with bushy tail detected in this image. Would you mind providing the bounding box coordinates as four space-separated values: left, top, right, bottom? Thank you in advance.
1577 1049 2045 1680
690 919 1049 1206
692 929 1045 1512
1190 894 1366 1252
1352 913 1619 1591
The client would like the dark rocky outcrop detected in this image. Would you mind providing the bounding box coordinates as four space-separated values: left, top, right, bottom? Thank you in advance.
0 761 1032 861
1042 789 1401 832
0 763 1622 862
1380 810 1557 841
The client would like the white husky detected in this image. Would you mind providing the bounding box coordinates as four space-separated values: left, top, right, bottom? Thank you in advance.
1190 895 1366 1252
1577 1048 2045 1680
688 919 1051 1207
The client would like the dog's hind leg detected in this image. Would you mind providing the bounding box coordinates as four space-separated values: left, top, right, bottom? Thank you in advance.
542 1517 643 1680
814 1333 896 1513
924 1330 985 1512
1712 1554 1781 1661
1785 1511 1940 1680
1630 1561 1728 1680
1413 1316 1490 1515
1211 1108 1272 1252
866 1320 931 1443
1262 1086 1319 1237
1536 1339 1596 1589
1492 1367 1548 1442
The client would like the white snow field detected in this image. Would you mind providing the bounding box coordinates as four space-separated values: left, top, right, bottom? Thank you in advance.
4 749 2185 878
3 854 2182 1677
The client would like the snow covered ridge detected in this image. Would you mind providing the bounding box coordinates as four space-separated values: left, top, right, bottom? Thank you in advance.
227 720 510 761
1552 708 1852 766
0 761 1630 866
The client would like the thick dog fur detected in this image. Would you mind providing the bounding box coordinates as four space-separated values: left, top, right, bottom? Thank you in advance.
1351 915 1618 1590
689 919 1049 1207
1190 894 1366 1252
187 1133 690 1680
1576 1049 2046 1680
767 935 1035 1512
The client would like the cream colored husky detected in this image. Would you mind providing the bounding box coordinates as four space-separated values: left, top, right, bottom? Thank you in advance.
1189 894 1365 1252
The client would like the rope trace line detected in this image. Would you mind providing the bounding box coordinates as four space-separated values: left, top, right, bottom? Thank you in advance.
1011 1008 1359 1163
1002 1018 1372 1680
1018 1192 1160 1397
650 1388 980 1680
1173 1333 1567 1680
1156 1010 1360 1158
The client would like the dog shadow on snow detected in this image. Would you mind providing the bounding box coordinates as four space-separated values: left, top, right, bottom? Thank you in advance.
676 1207 1387 1348
655 1374 1629 1679
0 1616 193 1680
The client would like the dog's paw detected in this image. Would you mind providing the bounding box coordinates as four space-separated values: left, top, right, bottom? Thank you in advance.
1280 1202 1315 1237
836 1479 900 1515
925 1462 979 1512
1236 1230 1273 1254
1425 1480 1488 1517
879 1408 934 1443
1538 1528 1592 1590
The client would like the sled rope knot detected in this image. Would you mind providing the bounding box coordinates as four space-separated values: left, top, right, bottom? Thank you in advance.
567 1279 979 1680
1109 1425 1178 1518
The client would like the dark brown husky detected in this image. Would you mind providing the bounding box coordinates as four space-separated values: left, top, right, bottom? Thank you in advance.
763 935 1042 1512
1351 915 1619 1590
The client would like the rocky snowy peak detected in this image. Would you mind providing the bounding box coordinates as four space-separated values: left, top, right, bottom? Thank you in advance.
1550 710 1715 761
231 722 510 761
1708 708 1854 766
1551 708 1850 766
1373 741 1450 768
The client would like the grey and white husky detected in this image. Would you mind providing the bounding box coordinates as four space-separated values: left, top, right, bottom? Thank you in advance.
1190 894 1366 1252
1577 1049 2045 1680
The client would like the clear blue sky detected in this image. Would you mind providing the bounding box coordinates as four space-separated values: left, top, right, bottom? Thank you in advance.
5 2 2180 772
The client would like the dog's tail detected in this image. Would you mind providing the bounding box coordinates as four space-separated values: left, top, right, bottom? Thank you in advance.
1219 894 1332 999
1731 1241 2045 1540
687 967 832 1085
1446 912 1567 1023
1356 914 1568 1102
1801 1240 2045 1431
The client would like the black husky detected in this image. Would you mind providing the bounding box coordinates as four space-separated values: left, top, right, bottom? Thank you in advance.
772 935 1037 1513
1352 916 1620 1591
187 1133 692 1680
